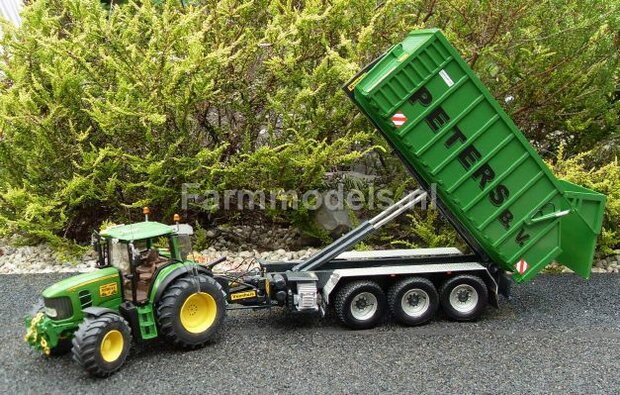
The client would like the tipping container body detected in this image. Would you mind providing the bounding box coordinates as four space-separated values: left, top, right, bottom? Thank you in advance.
345 29 606 282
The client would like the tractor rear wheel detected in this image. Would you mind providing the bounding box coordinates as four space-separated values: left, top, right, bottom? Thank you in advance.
156 274 226 349
71 313 131 377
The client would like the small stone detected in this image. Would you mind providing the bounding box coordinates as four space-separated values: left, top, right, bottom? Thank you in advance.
238 251 252 258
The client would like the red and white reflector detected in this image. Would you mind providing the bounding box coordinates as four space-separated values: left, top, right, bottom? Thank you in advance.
515 259 529 275
391 112 407 127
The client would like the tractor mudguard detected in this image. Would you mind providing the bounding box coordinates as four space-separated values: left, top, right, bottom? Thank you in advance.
83 306 118 318
152 265 212 304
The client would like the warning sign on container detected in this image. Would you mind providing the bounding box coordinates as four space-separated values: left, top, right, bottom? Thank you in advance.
391 112 407 127
515 259 529 275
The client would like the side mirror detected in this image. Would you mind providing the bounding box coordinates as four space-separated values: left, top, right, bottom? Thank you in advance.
92 231 105 268
91 231 100 252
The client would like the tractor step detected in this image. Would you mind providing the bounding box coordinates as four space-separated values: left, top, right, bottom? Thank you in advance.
136 305 158 340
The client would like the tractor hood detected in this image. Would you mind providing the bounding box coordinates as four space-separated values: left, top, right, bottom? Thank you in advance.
25 267 124 355
42 267 120 299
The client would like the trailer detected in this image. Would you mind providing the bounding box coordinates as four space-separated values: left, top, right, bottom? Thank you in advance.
24 29 606 377
220 29 606 329
220 188 507 329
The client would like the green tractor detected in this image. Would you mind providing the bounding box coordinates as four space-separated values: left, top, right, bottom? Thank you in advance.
24 211 227 377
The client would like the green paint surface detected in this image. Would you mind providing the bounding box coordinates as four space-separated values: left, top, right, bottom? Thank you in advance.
347 29 606 282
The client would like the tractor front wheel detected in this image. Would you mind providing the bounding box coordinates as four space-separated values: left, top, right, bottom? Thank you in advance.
71 313 131 377
157 274 226 349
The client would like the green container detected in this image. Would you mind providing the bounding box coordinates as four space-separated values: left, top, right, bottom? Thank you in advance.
345 29 606 282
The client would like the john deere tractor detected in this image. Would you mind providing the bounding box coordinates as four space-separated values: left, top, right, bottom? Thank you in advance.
24 212 227 377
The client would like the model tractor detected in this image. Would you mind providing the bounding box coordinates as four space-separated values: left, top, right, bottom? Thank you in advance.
24 210 227 377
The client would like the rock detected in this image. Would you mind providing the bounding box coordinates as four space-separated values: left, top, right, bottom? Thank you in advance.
238 251 252 258
313 192 353 237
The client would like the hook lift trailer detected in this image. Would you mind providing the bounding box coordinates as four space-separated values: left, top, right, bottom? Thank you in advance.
223 187 506 329
24 29 606 377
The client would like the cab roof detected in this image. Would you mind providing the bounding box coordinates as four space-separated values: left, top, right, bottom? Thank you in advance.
100 221 174 241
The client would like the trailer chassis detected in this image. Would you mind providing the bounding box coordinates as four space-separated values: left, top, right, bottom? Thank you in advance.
215 190 511 329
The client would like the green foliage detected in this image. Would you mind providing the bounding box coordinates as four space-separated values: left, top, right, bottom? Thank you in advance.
0 0 376 250
442 0 620 158
192 221 210 251
549 146 620 254
390 209 465 251
0 0 617 256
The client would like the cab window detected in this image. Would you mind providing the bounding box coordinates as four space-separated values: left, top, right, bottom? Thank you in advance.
108 239 130 272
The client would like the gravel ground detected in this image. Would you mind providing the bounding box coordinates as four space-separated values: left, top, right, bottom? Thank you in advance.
0 244 320 274
1 273 619 394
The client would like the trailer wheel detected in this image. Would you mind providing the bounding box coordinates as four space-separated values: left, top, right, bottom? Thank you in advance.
71 313 131 378
388 277 438 326
333 280 387 330
157 274 226 349
439 275 488 321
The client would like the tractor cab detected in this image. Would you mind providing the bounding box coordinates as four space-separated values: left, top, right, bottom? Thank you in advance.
94 219 192 303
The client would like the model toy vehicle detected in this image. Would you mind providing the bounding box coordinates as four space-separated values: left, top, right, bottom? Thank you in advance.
25 210 227 377
24 29 606 377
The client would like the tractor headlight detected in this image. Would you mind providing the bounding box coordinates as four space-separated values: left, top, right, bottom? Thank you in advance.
44 307 57 318
43 296 73 320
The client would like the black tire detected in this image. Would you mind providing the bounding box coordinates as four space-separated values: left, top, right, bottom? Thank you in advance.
156 274 226 349
29 299 71 356
49 338 73 356
333 280 387 330
71 313 131 378
387 277 439 326
439 275 488 321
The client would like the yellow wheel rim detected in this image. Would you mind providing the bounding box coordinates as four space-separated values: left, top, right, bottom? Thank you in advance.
180 292 217 334
100 329 124 363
